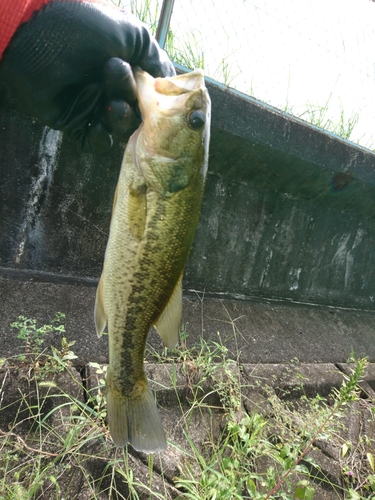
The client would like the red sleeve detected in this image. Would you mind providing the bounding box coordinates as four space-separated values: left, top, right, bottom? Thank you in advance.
0 0 119 60
0 0 51 59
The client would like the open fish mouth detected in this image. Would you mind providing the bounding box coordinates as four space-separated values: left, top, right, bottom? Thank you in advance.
134 69 209 121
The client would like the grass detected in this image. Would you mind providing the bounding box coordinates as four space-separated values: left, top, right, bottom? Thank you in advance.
284 93 361 143
127 0 205 69
1 313 375 499
129 0 159 34
111 0 375 150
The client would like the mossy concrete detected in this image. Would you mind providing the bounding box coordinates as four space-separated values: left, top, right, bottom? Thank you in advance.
1 71 375 311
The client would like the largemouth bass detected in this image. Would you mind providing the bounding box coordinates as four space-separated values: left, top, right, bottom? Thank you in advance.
95 69 211 453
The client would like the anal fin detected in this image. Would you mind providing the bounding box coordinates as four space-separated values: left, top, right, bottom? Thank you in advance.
154 276 182 349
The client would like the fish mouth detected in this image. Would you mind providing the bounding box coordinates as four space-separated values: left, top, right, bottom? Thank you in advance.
133 69 209 120
154 70 205 94
134 68 205 95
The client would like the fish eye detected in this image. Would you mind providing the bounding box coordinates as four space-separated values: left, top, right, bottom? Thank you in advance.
188 110 205 129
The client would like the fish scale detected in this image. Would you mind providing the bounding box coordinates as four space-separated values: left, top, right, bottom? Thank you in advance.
95 69 211 452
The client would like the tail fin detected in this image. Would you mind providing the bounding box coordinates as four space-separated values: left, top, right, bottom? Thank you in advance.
106 381 167 453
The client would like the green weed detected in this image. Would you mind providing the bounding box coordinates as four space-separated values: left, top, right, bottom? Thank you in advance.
130 0 159 35
9 313 77 378
148 326 372 499
296 96 360 141
11 312 66 360
165 29 205 70
1 313 374 499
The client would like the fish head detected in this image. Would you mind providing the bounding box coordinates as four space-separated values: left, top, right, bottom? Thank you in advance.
133 69 211 196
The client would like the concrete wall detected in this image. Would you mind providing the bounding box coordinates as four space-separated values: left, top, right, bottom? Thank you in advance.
1 75 375 310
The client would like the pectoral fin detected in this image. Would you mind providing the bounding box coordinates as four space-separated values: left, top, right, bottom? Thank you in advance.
95 276 107 338
128 183 147 241
154 276 182 349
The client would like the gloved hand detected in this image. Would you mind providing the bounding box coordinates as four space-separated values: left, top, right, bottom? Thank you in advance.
0 0 175 153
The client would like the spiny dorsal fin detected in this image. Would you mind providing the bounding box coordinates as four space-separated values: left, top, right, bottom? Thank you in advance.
154 276 182 349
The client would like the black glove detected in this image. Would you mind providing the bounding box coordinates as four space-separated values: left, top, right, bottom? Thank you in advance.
0 0 175 153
